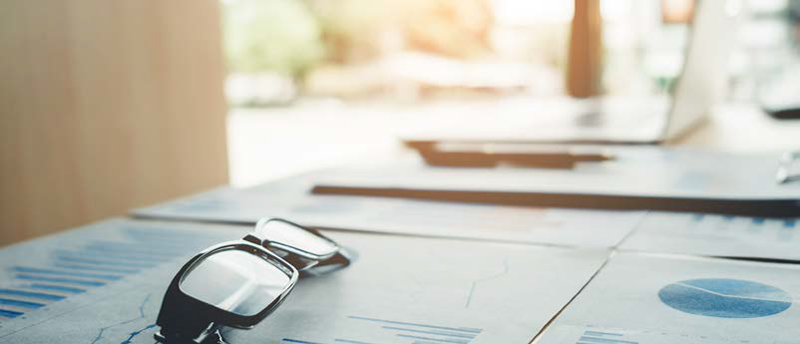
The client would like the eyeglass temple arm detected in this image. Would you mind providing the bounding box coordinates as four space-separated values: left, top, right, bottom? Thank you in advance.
252 217 327 240
248 217 275 245
243 232 318 271
247 217 292 245
242 233 264 246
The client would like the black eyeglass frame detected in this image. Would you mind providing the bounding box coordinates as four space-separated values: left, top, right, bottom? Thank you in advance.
155 241 298 343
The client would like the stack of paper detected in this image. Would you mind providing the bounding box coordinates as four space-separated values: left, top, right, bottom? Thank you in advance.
621 212 800 262
534 253 800 344
4 147 800 343
133 175 644 248
311 148 800 216
0 219 608 344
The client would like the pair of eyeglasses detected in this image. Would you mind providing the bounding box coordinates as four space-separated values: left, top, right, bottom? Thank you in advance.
154 218 351 344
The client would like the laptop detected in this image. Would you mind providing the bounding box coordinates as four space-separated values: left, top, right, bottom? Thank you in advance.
400 0 739 147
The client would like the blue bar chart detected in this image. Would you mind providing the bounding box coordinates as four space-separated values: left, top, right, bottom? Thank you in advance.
0 224 220 322
620 212 800 261
282 315 484 344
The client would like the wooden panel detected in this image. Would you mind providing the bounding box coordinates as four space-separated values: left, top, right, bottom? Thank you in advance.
0 0 229 246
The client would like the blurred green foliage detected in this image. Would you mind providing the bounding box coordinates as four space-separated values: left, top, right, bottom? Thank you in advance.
223 0 325 77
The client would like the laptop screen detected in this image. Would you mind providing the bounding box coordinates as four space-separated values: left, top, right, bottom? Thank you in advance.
663 0 740 140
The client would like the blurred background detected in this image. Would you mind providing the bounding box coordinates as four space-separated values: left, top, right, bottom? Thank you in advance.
221 0 800 185
3 0 800 245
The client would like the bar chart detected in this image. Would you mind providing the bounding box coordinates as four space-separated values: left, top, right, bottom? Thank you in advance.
0 223 223 322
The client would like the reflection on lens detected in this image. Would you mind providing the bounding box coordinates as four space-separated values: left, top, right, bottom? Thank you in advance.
263 220 338 257
180 250 290 316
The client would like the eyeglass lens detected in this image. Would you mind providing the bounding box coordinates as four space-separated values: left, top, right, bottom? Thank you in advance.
262 221 338 257
179 250 291 316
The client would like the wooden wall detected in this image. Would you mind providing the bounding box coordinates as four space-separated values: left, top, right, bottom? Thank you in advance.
0 1 229 246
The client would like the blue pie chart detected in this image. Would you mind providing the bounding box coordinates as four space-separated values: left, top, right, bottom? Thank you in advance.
658 278 793 318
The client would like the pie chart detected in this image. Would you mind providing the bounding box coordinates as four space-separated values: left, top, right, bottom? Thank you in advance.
658 278 793 318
